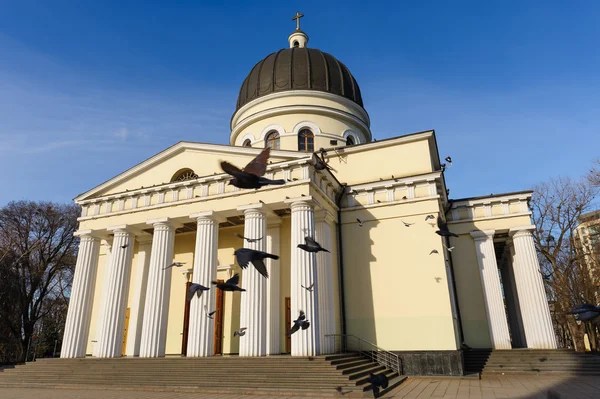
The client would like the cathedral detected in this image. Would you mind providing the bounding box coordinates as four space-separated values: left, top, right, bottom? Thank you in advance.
61 15 557 375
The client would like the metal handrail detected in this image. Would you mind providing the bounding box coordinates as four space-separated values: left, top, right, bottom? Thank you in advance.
325 334 403 375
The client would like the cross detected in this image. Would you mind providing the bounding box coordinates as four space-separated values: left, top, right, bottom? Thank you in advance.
292 11 304 31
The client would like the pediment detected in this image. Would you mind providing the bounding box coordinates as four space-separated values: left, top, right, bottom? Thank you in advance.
75 141 304 202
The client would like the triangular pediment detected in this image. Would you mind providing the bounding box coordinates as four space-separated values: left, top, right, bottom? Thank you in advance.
75 141 305 202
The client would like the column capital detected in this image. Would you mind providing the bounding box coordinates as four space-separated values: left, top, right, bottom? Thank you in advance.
237 202 276 217
285 195 320 210
509 225 536 237
190 210 225 223
470 230 495 240
146 217 182 229
73 229 101 239
107 224 131 233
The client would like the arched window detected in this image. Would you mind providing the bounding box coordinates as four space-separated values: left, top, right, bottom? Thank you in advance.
171 168 198 183
242 139 252 147
293 41 299 48
346 136 355 146
265 131 280 150
298 129 314 152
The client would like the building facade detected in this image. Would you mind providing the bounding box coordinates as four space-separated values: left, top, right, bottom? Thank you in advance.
61 19 557 372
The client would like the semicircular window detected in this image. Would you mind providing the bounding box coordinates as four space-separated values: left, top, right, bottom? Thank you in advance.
171 168 199 183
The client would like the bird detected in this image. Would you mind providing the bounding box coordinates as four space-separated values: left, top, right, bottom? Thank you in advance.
445 156 453 164
568 303 600 322
234 248 279 278
302 283 314 292
443 244 455 252
297 237 329 253
434 277 442 283
425 214 435 221
120 243 129 249
367 372 389 397
235 233 263 243
187 283 209 302
288 310 310 336
377 200 381 203
233 327 247 337
204 305 217 319
441 163 446 172
357 218 364 227
401 220 414 227
436 216 459 238
430 250 439 255
220 147 285 189
212 273 245 292
312 156 337 172
402 196 407 200
164 262 186 270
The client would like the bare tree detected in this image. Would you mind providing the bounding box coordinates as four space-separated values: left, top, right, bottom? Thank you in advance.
589 159 600 188
0 201 79 362
530 176 598 351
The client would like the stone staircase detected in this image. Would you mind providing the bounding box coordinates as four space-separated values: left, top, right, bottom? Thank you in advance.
467 349 600 376
0 353 406 397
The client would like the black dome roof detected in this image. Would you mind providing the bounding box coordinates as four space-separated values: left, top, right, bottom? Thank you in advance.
235 47 364 112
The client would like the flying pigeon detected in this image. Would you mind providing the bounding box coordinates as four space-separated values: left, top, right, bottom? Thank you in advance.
233 327 247 337
187 283 209 302
297 237 329 253
568 303 600 322
367 372 389 397
220 147 285 189
120 243 129 249
288 310 310 336
235 233 263 243
429 250 439 255
164 262 186 270
445 156 452 164
234 248 279 279
443 244 455 252
435 216 459 238
425 214 435 221
401 220 414 227
212 273 245 292
301 284 314 292
357 218 364 227
204 305 217 319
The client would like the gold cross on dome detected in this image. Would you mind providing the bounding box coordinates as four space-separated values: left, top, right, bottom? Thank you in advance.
292 11 304 30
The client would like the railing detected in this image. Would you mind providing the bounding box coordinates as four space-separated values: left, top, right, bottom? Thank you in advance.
325 334 403 375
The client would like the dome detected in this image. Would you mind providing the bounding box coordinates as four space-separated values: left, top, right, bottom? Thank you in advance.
235 47 364 112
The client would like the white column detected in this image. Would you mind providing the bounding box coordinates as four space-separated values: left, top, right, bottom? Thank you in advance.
187 212 220 357
289 200 320 356
139 219 176 357
96 227 135 358
510 226 557 349
125 236 152 357
238 205 268 356
266 219 281 355
470 230 511 350
315 211 335 355
92 239 113 357
61 231 101 358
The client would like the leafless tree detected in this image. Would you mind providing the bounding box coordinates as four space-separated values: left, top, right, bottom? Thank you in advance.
589 159 600 188
0 201 79 362
530 176 598 351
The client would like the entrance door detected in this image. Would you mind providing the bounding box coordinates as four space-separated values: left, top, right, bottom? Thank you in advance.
213 280 224 355
121 307 130 356
181 282 192 355
285 297 291 353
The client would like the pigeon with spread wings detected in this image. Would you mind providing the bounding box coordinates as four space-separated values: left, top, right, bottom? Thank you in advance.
297 237 330 253
187 283 210 302
212 273 245 292
234 248 279 279
287 310 310 336
435 216 459 238
220 147 285 189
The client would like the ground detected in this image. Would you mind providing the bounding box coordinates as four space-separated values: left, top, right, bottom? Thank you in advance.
1 375 599 399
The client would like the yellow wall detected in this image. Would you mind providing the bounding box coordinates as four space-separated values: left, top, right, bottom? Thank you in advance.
86 243 110 355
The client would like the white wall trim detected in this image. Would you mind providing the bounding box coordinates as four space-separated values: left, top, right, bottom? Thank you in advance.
239 133 256 146
291 121 322 137
343 129 361 145
258 124 286 142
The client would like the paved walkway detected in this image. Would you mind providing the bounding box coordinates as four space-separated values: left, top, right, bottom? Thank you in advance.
2 375 599 398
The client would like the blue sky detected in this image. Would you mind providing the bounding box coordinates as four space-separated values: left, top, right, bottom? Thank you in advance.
0 1 599 205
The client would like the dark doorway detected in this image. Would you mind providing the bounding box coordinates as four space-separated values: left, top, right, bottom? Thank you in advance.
285 297 291 353
181 282 192 355
214 280 224 355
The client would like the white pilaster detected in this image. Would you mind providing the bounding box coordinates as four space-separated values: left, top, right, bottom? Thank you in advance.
238 205 268 356
125 236 153 357
139 219 176 357
266 219 282 355
470 230 511 350
92 239 113 357
289 200 320 356
315 211 335 355
187 212 220 357
96 228 135 358
61 231 101 358
510 226 557 349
